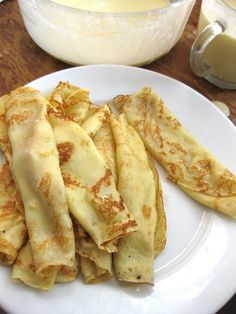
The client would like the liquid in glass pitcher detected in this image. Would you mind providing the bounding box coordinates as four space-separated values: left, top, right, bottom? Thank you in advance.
190 0 236 89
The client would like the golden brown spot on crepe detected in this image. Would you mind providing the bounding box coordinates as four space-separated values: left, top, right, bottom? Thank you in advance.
29 262 36 273
7 110 30 126
48 106 72 121
91 168 112 195
173 119 181 129
0 200 18 215
0 113 5 121
153 126 163 148
0 136 12 155
164 162 184 179
132 119 142 130
37 173 51 200
0 162 12 183
15 257 22 266
100 109 110 121
63 172 80 188
107 220 137 236
56 234 70 247
37 239 54 253
158 100 164 116
166 174 177 183
57 142 74 165
167 142 188 156
60 265 77 276
190 159 213 179
93 196 126 220
214 170 236 196
143 205 151 219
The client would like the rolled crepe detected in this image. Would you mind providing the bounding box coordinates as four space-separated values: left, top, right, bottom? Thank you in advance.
81 105 110 138
48 106 137 253
110 114 157 284
0 159 26 265
147 154 167 258
113 87 236 218
5 87 75 277
13 241 78 290
55 258 79 283
94 121 118 186
48 82 91 124
12 242 58 291
74 223 112 284
0 95 12 160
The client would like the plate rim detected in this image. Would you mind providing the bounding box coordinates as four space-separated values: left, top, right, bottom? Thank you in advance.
0 64 235 314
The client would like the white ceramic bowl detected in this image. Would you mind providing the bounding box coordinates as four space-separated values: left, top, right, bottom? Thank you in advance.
18 0 196 65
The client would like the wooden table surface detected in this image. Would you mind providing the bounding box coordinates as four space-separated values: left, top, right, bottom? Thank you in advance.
0 0 235 313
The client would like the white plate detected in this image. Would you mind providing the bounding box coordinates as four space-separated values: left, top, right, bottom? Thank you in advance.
0 65 236 314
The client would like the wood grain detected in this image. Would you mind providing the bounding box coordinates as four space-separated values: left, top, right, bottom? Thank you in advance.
0 0 235 124
0 0 235 313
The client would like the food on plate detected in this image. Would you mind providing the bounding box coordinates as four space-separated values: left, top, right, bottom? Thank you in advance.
0 83 173 290
48 82 91 124
74 223 112 284
55 257 79 283
0 96 27 265
48 105 138 253
81 104 110 138
110 114 164 284
113 87 236 218
0 159 26 265
93 121 118 186
12 242 58 290
5 87 75 277
147 154 167 257
13 242 79 290
0 95 12 161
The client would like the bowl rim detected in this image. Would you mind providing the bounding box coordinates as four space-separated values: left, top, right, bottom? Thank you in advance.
45 0 194 17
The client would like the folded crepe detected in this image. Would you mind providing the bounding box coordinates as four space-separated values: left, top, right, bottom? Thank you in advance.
74 223 112 284
13 241 79 291
5 87 75 277
48 82 91 124
0 95 12 160
147 154 167 258
12 242 58 290
55 257 79 283
0 159 26 265
110 114 158 284
94 121 118 186
81 105 110 138
48 106 137 253
113 87 236 219
0 95 26 265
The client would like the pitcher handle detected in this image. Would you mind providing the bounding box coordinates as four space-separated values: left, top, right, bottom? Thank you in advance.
190 21 224 77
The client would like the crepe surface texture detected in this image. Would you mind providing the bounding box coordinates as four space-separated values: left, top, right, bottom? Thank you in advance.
48 82 91 124
81 105 110 138
94 121 118 186
5 87 75 277
113 87 236 219
147 154 167 258
0 159 26 265
110 114 157 284
74 223 112 284
48 106 138 253
0 96 27 265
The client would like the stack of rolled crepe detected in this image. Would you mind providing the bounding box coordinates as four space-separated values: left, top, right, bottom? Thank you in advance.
112 87 236 218
0 82 167 290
